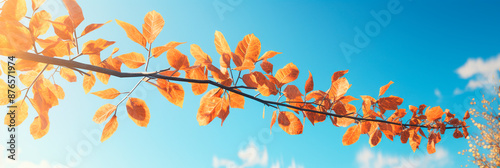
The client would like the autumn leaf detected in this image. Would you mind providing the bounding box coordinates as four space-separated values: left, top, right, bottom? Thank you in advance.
303 104 326 125
116 19 147 47
152 41 186 58
91 88 121 99
101 115 118 142
197 89 224 126
29 10 52 38
93 104 117 124
185 66 208 95
83 71 96 94
378 96 403 113
378 123 394 141
260 59 273 74
116 52 145 69
453 128 464 138
235 33 261 64
81 20 112 37
214 31 231 57
53 84 65 99
258 51 282 61
329 77 350 101
62 0 84 28
217 96 231 126
274 63 299 88
400 129 409 144
369 129 382 147
190 44 213 66
167 49 190 70
1 0 27 21
278 111 303 135
343 124 361 146
60 67 77 82
305 71 314 93
425 106 444 122
331 70 349 82
156 79 185 108
379 81 394 97
228 90 245 109
52 15 74 40
81 38 115 55
1 21 33 52
126 97 150 127
30 116 50 139
41 40 74 57
32 0 47 11
409 130 422 152
19 71 39 87
270 111 277 133
143 10 165 44
4 101 28 127
463 110 470 120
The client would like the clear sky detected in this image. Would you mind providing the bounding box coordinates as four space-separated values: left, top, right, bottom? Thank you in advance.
2 0 500 167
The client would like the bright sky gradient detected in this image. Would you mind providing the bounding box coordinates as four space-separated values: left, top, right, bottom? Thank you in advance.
2 0 500 167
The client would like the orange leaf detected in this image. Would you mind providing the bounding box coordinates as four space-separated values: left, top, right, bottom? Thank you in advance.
167 49 190 70
1 21 33 52
91 88 121 99
53 84 65 99
462 126 469 138
258 51 282 61
274 63 299 88
378 96 403 113
156 79 184 108
283 85 303 100
260 59 273 74
369 129 382 147
185 66 208 95
409 130 422 152
463 110 470 120
360 121 372 134
235 33 261 64
4 100 28 127
62 0 84 28
331 70 349 82
83 71 96 94
81 38 115 55
29 10 52 38
93 104 117 124
116 52 145 69
217 96 231 126
425 106 444 122
152 41 186 58
52 15 74 40
142 10 164 44
214 31 231 56
30 116 50 140
329 77 350 101
228 90 245 109
400 129 409 144
19 71 38 87
80 20 112 37
41 39 74 57
60 67 77 82
116 19 147 47
100 115 118 142
32 0 46 11
190 44 213 66
303 104 326 125
427 139 436 154
305 71 314 93
270 111 277 133
343 124 361 146
379 81 394 97
453 128 464 138
278 111 303 135
197 89 224 126
1 0 27 21
379 123 394 141
126 97 150 127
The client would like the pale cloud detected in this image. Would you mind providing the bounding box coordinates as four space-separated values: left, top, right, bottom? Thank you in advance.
0 145 62 168
356 147 451 168
453 88 464 96
434 88 442 103
213 141 304 168
455 54 500 94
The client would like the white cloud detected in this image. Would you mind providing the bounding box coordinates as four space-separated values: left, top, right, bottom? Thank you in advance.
434 88 442 103
213 141 304 168
0 145 62 168
456 54 500 93
453 88 464 95
356 147 451 168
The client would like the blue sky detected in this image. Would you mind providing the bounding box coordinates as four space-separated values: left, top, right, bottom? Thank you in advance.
2 0 500 167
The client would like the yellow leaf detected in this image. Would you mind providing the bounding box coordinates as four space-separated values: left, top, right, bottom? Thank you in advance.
214 31 231 56
53 84 65 99
100 115 118 142
274 63 299 88
1 0 27 21
379 81 394 97
62 0 84 28
52 15 74 40
93 104 116 124
126 97 150 127
83 71 96 94
152 41 186 58
167 49 190 70
29 10 52 37
30 116 50 139
116 52 145 69
116 19 146 47
235 34 261 63
258 51 282 61
81 38 115 55
91 88 121 99
343 124 361 146
228 90 245 109
19 71 39 87
60 67 77 82
80 20 112 37
142 10 164 44
190 44 213 66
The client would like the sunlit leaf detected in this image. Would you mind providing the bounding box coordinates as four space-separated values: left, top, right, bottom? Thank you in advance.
30 116 50 139
156 79 184 108
116 52 145 69
126 97 150 127
116 19 147 47
343 124 361 146
93 104 117 124
425 106 444 122
152 41 186 58
62 0 84 28
1 0 27 21
52 15 74 40
81 38 115 55
81 20 112 37
305 71 314 93
369 129 382 147
278 111 303 135
29 10 52 38
83 71 96 94
4 100 28 127
60 67 77 82
258 51 282 61
167 49 190 70
379 81 394 97
32 0 47 11
142 10 164 44
185 66 208 95
260 59 273 74
274 63 299 88
101 115 118 142
91 88 121 99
